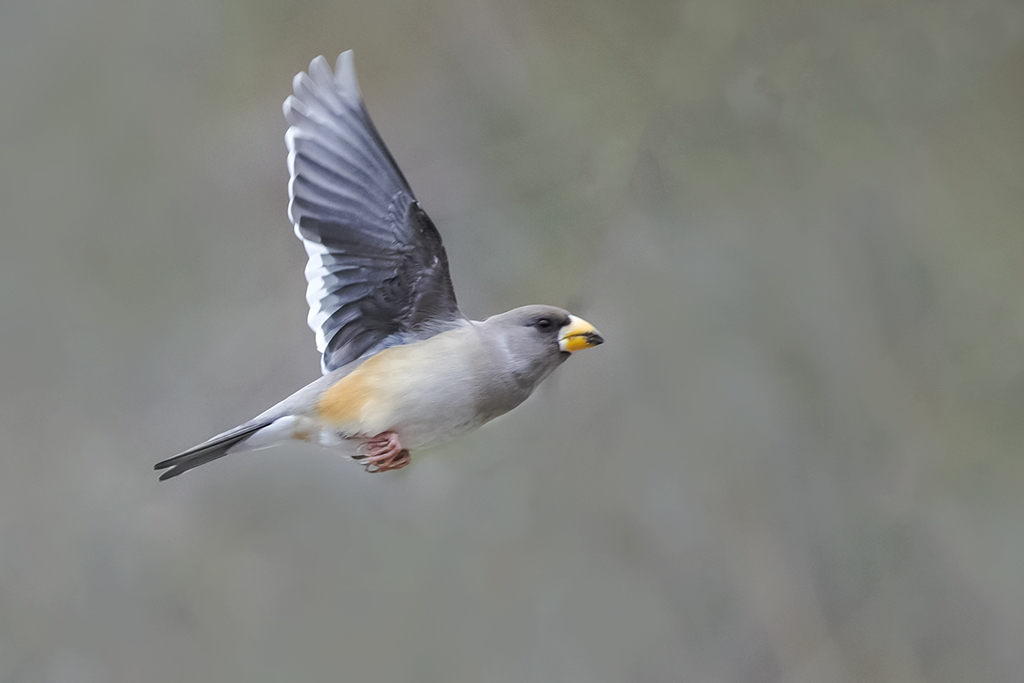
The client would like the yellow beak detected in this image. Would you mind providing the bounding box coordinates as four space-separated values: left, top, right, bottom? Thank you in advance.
558 315 604 353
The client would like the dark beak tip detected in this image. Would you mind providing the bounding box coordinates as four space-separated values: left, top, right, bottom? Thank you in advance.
588 332 604 346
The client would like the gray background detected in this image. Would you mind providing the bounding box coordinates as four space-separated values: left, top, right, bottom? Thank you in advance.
3 0 1024 681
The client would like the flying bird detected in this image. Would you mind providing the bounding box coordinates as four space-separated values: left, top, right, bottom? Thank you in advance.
155 52 603 480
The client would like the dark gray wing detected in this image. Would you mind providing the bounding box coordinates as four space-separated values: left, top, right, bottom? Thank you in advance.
283 52 464 374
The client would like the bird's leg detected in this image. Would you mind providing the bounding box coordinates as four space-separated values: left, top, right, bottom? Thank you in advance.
354 431 411 473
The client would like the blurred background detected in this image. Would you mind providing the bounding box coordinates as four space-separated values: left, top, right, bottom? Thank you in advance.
3 0 1024 681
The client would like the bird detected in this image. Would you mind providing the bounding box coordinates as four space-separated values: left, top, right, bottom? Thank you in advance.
154 52 603 481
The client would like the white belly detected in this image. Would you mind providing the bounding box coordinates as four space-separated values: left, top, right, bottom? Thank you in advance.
310 328 509 451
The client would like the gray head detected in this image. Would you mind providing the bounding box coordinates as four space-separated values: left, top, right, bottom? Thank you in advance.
477 305 603 397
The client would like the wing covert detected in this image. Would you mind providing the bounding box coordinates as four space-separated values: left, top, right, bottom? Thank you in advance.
284 52 464 373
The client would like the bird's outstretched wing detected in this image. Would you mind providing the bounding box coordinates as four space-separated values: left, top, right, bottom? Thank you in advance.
284 52 464 373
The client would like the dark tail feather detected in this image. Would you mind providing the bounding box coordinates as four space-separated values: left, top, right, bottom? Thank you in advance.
155 421 272 481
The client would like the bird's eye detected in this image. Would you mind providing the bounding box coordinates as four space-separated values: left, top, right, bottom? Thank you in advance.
535 317 553 331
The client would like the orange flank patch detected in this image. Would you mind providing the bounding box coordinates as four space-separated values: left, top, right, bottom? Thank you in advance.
315 348 398 427
316 368 374 426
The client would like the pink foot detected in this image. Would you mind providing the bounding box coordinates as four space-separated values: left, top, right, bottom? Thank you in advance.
354 431 411 473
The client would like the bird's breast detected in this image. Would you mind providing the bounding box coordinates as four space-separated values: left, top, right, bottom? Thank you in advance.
313 332 490 450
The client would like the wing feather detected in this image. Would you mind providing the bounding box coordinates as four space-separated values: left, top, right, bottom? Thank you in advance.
284 52 464 372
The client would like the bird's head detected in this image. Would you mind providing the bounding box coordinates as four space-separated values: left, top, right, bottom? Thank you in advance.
479 304 603 390
488 305 602 352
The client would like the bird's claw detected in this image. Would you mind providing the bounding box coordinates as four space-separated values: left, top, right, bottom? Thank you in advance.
352 432 411 472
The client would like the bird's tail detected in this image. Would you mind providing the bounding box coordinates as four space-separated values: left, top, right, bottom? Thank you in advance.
155 421 273 481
